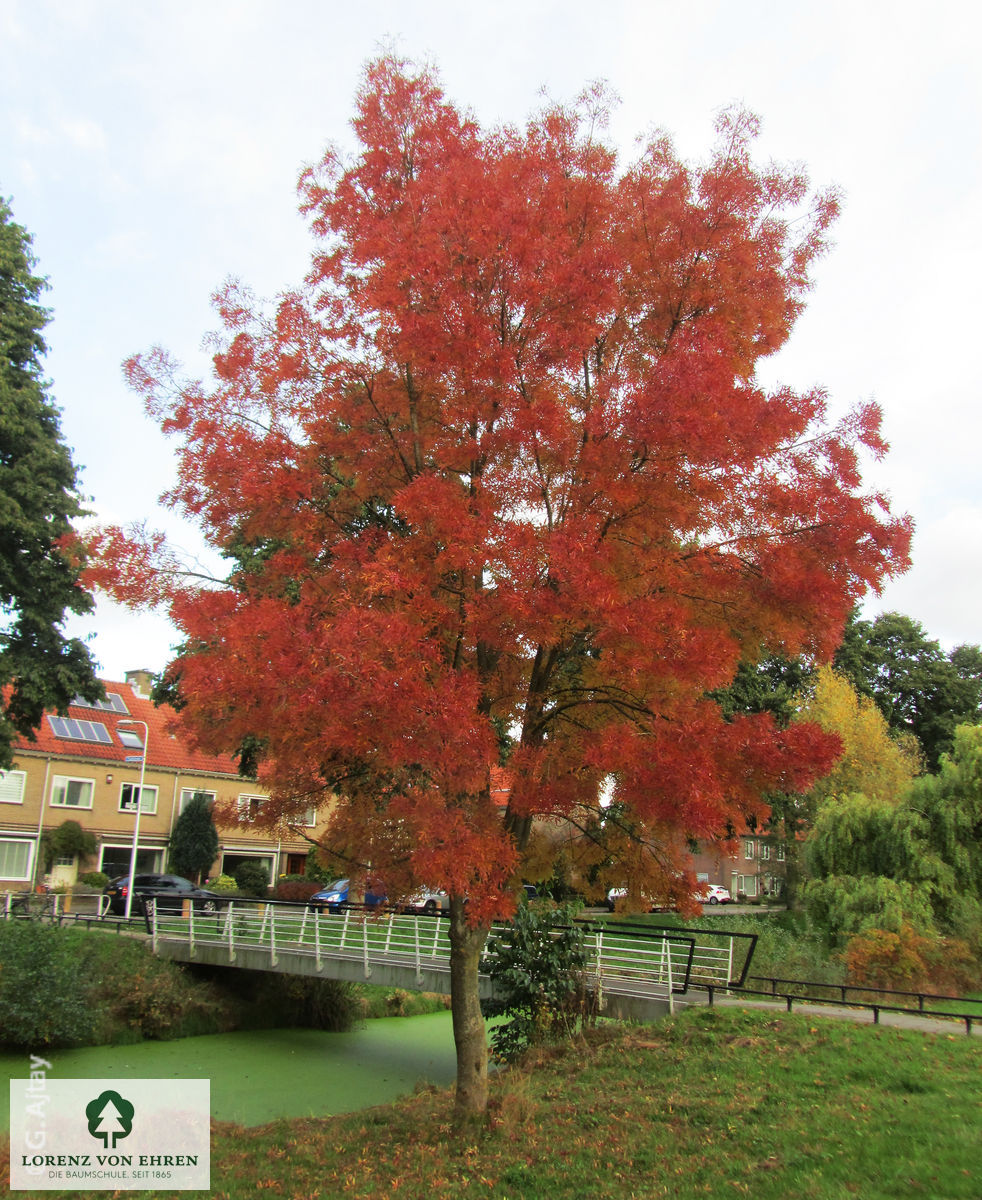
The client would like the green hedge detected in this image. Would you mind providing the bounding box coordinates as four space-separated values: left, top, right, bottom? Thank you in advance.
0 923 358 1050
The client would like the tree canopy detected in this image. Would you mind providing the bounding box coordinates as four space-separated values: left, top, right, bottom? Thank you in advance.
793 665 921 805
834 611 982 770
803 725 982 947
0 194 101 767
89 57 910 1112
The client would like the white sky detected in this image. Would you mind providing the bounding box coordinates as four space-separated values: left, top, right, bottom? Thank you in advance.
2 0 980 679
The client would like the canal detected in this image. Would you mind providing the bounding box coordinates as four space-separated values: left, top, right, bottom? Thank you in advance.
1 1011 459 1127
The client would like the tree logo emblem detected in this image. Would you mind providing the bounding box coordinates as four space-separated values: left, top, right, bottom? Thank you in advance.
85 1090 135 1148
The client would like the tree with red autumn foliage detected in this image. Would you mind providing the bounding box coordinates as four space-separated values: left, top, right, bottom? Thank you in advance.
88 57 911 1115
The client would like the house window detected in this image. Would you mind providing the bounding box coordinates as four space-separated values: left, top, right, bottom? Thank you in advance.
237 795 264 823
0 770 26 805
99 844 164 876
776 844 786 862
51 776 94 809
0 837 34 880
119 784 158 815
117 728 144 751
179 789 216 814
743 839 755 860
759 842 771 861
740 874 758 897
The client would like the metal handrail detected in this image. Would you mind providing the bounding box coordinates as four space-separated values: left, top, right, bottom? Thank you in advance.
744 973 982 1014
699 981 979 1036
143 899 752 1003
579 917 759 987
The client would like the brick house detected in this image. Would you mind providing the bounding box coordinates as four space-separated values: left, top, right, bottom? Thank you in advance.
0 670 326 894
690 831 788 901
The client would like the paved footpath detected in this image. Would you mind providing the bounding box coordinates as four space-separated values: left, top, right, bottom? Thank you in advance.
687 994 982 1037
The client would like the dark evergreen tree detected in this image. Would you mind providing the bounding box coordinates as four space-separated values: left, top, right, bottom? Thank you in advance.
0 195 101 767
168 793 219 883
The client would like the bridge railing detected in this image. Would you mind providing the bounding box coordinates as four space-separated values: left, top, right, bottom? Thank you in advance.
144 899 754 1009
575 919 758 989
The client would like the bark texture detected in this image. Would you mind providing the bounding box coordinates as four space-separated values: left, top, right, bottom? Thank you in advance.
448 895 490 1116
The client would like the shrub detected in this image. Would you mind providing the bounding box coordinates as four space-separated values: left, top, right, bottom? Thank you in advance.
0 922 95 1048
40 820 96 871
208 874 240 893
843 925 981 994
802 874 936 947
0 924 362 1049
273 875 322 902
99 942 232 1041
482 902 597 1062
385 988 411 1016
234 861 270 897
303 854 336 886
77 871 110 890
352 984 451 1019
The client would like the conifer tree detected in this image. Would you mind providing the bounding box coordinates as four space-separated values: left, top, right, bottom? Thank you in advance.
0 195 101 766
169 793 219 884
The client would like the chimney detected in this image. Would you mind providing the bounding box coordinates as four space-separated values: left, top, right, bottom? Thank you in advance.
125 669 155 698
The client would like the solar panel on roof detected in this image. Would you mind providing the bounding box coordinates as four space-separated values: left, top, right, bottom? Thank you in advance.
47 716 112 744
71 693 130 715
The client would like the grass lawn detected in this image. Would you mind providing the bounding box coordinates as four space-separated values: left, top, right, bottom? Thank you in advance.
4 1006 979 1199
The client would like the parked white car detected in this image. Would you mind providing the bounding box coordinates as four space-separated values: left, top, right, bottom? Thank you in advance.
607 883 732 911
404 889 449 916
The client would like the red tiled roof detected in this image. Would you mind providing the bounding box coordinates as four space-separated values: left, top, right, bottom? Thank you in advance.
490 765 510 808
13 680 241 778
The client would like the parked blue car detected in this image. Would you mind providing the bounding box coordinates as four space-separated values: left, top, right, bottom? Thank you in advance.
309 878 387 912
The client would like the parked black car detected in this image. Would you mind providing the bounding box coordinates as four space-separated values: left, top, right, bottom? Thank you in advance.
105 873 222 916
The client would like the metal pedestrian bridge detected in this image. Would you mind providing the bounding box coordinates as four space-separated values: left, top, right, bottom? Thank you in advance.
143 899 758 1023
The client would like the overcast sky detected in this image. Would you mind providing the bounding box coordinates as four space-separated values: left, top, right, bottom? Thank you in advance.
2 0 979 680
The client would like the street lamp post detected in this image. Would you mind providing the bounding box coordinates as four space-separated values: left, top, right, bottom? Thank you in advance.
118 719 149 921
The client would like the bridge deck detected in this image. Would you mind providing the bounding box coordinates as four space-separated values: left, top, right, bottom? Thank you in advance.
146 900 757 1024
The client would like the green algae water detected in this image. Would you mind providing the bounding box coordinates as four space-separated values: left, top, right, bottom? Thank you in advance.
2 1011 458 1127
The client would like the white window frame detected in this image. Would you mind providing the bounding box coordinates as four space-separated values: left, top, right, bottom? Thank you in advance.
50 775 95 810
759 842 771 861
237 794 265 823
743 839 755 860
98 843 165 876
0 836 35 881
119 783 158 815
179 788 216 814
0 770 26 805
220 850 275 879
776 844 787 862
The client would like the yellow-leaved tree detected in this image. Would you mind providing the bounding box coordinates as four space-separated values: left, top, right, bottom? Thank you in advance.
795 665 922 806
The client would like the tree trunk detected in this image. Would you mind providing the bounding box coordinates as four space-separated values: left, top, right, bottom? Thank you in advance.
448 895 490 1117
